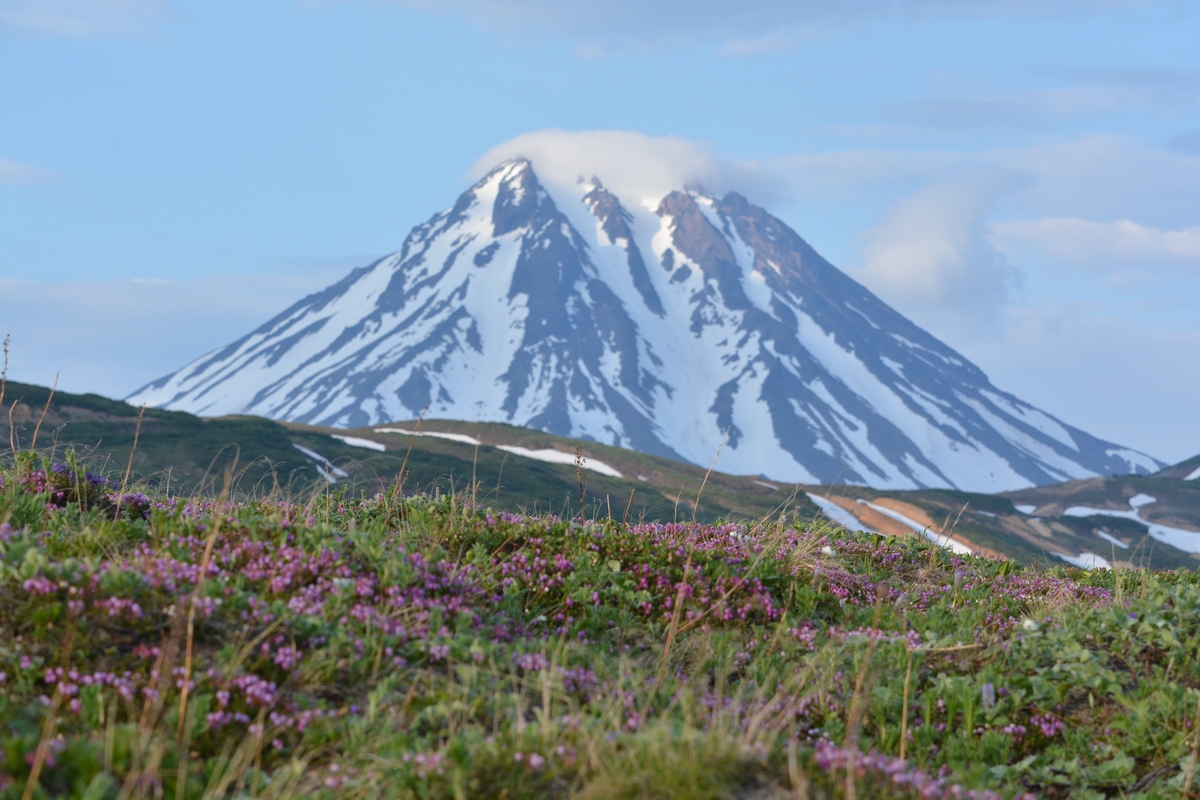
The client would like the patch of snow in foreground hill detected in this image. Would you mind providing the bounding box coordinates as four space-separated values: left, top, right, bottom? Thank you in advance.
805 493 875 533
858 501 975 555
1053 551 1111 570
1014 504 1037 515
374 428 483 446
1093 529 1130 549
292 444 349 483
495 445 623 478
1064 495 1200 554
1129 493 1157 509
330 435 386 452
1186 465 1200 481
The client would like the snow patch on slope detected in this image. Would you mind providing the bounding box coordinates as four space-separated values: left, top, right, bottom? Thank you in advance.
375 428 483 446
1053 552 1110 569
1063 494 1200 554
858 500 974 555
330 435 386 452
495 445 623 478
806 493 874 533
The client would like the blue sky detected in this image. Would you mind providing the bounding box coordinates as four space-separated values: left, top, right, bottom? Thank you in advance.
1 0 1198 461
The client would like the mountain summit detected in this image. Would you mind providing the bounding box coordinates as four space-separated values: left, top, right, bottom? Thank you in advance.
129 158 1161 491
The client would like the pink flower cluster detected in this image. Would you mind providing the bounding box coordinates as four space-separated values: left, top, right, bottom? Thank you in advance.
813 741 1037 800
1030 713 1064 738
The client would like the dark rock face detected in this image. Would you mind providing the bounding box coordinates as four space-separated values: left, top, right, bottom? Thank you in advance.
129 159 1163 491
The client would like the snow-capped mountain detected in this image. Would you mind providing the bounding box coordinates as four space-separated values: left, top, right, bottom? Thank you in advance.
129 158 1162 491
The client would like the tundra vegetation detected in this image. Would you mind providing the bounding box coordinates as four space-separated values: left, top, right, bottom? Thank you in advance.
3 446 1200 799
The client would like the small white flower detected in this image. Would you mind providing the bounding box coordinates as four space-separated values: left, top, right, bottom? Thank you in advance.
821 546 836 557
1021 619 1039 632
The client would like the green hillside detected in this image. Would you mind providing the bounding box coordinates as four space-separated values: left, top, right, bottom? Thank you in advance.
0 381 814 525
4 380 1198 569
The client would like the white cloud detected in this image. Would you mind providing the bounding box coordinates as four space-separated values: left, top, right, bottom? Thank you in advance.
381 0 1170 52
0 0 178 38
0 158 60 185
471 129 785 206
992 217 1200 267
852 170 1024 339
772 135 1200 230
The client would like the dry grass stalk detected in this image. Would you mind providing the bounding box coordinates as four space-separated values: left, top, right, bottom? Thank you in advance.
178 469 234 739
842 589 886 800
1185 689 1200 795
7 395 16 455
653 431 729 692
21 685 63 800
0 334 8 413
653 550 693 693
899 648 915 761
21 624 76 800
787 736 809 800
394 403 429 497
690 428 728 526
29 371 57 451
114 403 146 519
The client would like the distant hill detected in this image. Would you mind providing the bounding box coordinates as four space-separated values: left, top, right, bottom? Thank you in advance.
4 379 1197 568
1153 453 1200 481
0 380 814 524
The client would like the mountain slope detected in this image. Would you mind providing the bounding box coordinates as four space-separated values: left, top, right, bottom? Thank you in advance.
129 158 1161 491
1154 453 1200 481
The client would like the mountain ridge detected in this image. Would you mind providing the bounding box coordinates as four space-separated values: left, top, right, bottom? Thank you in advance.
129 157 1161 491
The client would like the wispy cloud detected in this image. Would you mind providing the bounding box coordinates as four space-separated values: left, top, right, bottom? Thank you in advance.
883 83 1197 130
374 0 1176 53
772 135 1200 224
0 0 179 38
992 217 1200 267
852 170 1025 340
0 157 60 185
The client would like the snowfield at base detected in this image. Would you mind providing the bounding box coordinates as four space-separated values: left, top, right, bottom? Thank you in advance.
495 445 623 478
330 435 386 452
1015 504 1037 515
806 493 875 533
1053 551 1111 570
858 500 975 555
374 428 483 446
1186 465 1200 481
1063 494 1200 554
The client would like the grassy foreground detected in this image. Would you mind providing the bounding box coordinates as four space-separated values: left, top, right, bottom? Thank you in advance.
2 452 1200 798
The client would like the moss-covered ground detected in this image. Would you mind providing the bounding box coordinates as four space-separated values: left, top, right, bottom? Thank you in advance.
3 450 1200 799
